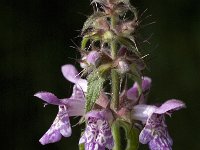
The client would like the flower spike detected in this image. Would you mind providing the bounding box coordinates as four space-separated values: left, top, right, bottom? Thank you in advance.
34 1 186 149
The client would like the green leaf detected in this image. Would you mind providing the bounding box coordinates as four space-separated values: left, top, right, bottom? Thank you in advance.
120 121 139 150
117 36 140 57
81 36 90 50
86 71 105 112
85 63 112 112
82 12 106 33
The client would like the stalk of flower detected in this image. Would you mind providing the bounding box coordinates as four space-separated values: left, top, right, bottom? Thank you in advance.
34 0 186 150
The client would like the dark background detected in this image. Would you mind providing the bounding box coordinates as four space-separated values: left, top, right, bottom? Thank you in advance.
1 0 200 149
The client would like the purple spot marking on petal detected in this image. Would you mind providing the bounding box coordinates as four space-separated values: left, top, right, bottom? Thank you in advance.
81 112 114 150
39 106 72 145
140 114 173 150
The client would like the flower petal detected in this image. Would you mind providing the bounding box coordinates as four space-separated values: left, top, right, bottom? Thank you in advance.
82 110 114 150
85 143 104 150
58 106 72 137
76 79 88 93
86 51 100 65
139 125 154 144
142 77 152 92
79 133 86 144
61 64 80 83
132 104 157 123
39 106 72 145
70 85 85 100
127 76 151 104
61 64 88 92
154 99 186 114
63 99 85 117
139 113 173 150
126 83 138 101
149 136 172 150
96 119 114 149
39 130 62 145
34 92 63 105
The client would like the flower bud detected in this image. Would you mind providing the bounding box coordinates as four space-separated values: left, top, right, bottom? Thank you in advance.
116 20 139 36
93 18 109 31
86 50 100 65
117 59 130 74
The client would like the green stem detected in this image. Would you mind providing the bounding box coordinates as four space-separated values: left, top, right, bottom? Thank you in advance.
120 121 139 150
111 69 119 109
110 15 121 150
110 15 119 110
112 121 121 150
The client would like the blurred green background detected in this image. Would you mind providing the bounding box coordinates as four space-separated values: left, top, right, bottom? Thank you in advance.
1 0 200 149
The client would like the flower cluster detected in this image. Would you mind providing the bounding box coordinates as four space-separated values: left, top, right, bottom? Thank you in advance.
34 0 186 150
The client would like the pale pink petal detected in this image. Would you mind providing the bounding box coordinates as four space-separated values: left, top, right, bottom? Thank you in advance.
142 77 152 92
39 106 72 145
154 99 186 114
34 92 63 105
76 79 88 92
86 51 100 65
81 110 114 150
132 104 157 123
69 85 85 101
61 64 80 83
63 99 85 116
127 76 152 104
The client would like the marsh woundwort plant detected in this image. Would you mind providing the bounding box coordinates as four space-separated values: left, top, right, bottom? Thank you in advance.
34 0 186 150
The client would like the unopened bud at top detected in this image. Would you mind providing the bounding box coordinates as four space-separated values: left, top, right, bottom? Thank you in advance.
117 59 130 74
116 20 139 36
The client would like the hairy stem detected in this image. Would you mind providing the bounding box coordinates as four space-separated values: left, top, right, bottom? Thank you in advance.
110 15 121 150
110 15 119 110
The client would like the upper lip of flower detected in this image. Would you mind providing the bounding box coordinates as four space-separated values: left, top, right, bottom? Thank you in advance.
132 99 186 124
61 64 88 92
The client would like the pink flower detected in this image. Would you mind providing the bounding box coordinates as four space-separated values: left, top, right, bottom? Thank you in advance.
34 64 87 145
